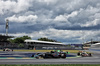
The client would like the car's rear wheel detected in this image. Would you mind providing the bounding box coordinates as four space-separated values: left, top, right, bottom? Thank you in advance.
77 52 81 56
88 53 92 57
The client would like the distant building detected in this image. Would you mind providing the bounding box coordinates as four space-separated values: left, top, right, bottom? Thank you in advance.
25 39 74 50
83 41 100 50
90 43 100 51
71 44 83 50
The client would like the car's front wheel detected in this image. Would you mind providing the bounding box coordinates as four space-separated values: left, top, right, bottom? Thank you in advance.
61 53 66 58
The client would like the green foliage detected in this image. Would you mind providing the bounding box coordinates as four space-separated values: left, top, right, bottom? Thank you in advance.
9 39 15 43
9 36 31 43
67 44 71 47
18 43 24 48
38 37 58 42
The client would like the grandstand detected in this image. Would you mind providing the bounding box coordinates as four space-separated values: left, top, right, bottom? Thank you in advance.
89 43 100 51
25 39 72 50
90 43 100 48
0 35 14 49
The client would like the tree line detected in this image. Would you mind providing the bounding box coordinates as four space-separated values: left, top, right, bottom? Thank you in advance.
9 36 59 48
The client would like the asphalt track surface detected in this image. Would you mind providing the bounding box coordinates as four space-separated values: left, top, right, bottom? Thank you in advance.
0 51 100 64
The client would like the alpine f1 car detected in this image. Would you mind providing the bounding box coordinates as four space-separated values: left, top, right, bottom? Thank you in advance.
77 51 92 57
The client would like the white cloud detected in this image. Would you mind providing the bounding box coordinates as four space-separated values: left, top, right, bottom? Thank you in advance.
54 11 78 22
81 19 100 27
53 11 78 27
67 11 78 18
13 0 32 13
54 15 67 21
7 28 100 44
93 13 100 19
1 0 100 43
80 11 100 27
6 15 38 23
38 0 57 4
31 28 100 43
0 0 32 15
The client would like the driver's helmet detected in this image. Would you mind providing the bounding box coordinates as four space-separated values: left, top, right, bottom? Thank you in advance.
57 50 60 52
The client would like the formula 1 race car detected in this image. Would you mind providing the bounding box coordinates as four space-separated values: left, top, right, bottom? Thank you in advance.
42 51 66 59
3 48 13 51
32 50 68 59
77 51 92 57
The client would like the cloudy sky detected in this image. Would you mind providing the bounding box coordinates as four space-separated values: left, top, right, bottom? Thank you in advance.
0 0 100 44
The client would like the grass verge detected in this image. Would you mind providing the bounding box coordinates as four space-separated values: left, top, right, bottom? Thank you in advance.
13 50 79 53
0 49 89 53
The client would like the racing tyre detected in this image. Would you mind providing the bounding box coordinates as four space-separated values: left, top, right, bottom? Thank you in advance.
77 52 80 56
43 54 47 59
61 53 66 58
88 53 92 57
31 54 34 57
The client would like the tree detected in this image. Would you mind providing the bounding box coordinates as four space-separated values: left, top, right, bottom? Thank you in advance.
18 43 24 48
38 37 59 42
9 36 31 43
67 44 71 47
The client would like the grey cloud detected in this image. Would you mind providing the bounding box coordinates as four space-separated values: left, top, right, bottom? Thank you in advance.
1 0 100 31
1 0 100 43
0 0 33 15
